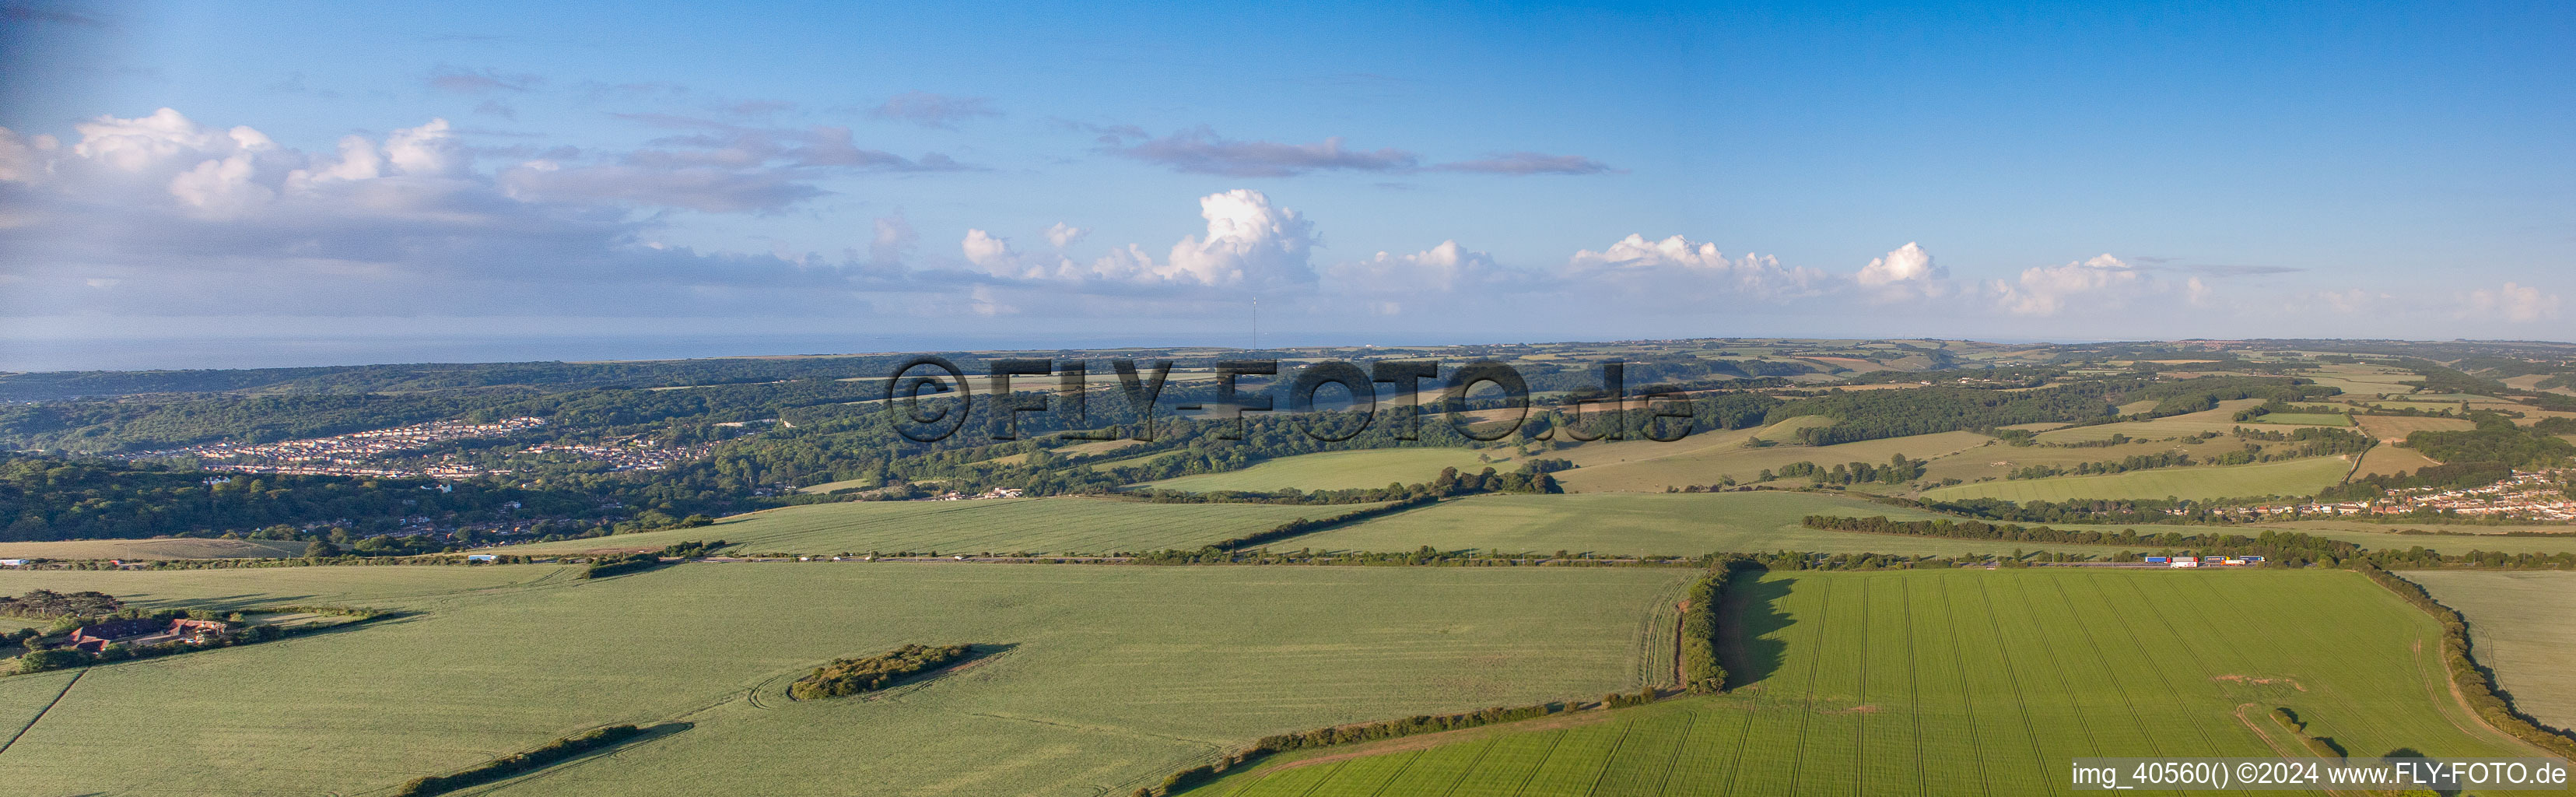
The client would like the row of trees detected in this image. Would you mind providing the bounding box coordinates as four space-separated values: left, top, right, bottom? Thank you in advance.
1762 455 1929 486
2009 451 2195 480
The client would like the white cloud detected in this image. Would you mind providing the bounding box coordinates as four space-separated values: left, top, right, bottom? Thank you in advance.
1854 241 1948 301
2312 288 2380 314
960 228 1017 272
1567 233 1829 300
1165 189 1317 286
71 108 217 172
383 118 461 177
1044 222 1087 249
1991 254 2145 316
166 150 272 217
2465 282 2562 322
1327 241 1514 302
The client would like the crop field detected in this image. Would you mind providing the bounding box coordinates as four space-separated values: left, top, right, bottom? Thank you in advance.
2248 412 2352 426
2030 400 2293 444
1554 430 1994 493
1192 568 2538 796
2352 415 2477 441
1138 448 1507 493
2352 444 2441 477
1268 493 2122 556
2409 571 2576 731
0 563 1688 796
494 497 1368 556
0 537 309 560
1913 435 2293 486
1547 416 1836 469
1919 456 2353 503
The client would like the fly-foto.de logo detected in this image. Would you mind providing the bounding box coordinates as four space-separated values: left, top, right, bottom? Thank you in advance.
881 357 1696 444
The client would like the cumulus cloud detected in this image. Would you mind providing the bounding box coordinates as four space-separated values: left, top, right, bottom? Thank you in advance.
870 92 1001 129
2311 288 2382 314
1320 241 1534 315
2464 282 2562 322
1103 127 1418 177
0 107 974 321
1990 254 2147 316
1043 222 1087 249
1567 234 1830 300
948 189 1318 290
1430 152 1618 175
1853 241 1948 302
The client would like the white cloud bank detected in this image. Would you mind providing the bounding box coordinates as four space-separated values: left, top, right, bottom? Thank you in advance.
2 107 2564 342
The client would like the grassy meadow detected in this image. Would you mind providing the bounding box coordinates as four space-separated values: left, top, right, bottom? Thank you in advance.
2409 571 2576 732
2247 412 2353 426
492 497 1368 556
0 563 1689 796
1193 568 2540 796
1267 492 2112 557
0 537 309 560
2353 444 2442 477
1139 448 1506 493
1554 430 1993 493
2352 415 2477 441
2031 400 2279 443
1912 435 2298 486
1919 456 2354 503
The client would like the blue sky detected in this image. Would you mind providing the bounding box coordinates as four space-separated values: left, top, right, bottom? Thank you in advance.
2 1 2571 368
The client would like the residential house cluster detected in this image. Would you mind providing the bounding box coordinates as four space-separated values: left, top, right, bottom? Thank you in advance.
2243 469 2576 522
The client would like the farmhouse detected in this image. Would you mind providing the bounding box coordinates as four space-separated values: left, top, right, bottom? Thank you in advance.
66 617 233 653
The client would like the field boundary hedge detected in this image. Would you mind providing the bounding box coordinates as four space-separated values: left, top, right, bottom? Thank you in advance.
1207 496 1438 550
1681 562 1755 692
388 724 650 797
2354 564 2576 758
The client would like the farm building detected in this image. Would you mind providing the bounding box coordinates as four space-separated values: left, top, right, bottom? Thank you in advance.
66 617 233 653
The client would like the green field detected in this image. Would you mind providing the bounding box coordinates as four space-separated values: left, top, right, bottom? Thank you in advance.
0 537 309 560
1139 448 1506 493
1268 492 2113 556
1193 568 2539 795
2248 413 2352 427
2353 415 2477 441
1920 456 2354 503
2032 400 2280 443
1554 430 1993 493
1914 435 2297 486
2353 444 2441 477
0 564 1688 795
2410 571 2576 731
494 497 1370 556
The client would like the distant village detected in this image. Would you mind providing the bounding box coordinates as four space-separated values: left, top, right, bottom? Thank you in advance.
2245 468 2576 522
113 417 718 479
